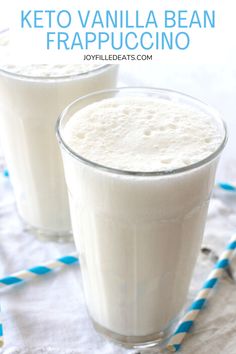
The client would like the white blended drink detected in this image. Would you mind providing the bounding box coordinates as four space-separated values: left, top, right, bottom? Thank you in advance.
0 33 118 240
57 88 226 347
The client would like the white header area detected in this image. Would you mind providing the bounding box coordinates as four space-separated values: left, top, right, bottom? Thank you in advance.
0 0 233 64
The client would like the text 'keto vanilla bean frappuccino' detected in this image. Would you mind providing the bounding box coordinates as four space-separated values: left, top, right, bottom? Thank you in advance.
57 88 227 348
0 32 118 240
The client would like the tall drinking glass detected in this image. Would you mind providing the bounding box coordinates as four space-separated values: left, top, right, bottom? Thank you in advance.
56 88 227 347
0 35 118 241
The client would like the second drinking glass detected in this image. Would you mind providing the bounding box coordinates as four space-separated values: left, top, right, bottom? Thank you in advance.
0 61 118 241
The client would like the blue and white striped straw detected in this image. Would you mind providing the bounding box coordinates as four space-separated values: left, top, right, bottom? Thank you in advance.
215 182 236 192
0 253 78 348
0 305 3 347
166 234 236 352
0 254 78 288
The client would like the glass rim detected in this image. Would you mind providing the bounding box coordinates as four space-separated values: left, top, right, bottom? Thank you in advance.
0 62 114 82
56 87 228 177
0 29 114 81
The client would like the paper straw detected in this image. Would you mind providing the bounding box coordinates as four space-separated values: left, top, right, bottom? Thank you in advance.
3 169 9 178
215 182 236 192
0 305 3 347
0 254 78 349
166 234 236 352
0 254 79 289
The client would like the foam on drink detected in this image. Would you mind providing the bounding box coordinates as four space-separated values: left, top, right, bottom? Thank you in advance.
64 96 224 171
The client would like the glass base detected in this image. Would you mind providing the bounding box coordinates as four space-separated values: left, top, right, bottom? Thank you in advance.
16 208 73 243
24 222 73 243
92 320 168 350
